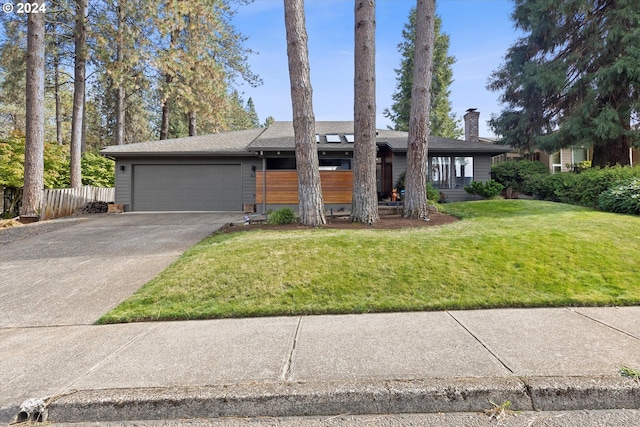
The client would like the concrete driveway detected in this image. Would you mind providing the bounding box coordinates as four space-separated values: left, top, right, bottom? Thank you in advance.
0 213 242 328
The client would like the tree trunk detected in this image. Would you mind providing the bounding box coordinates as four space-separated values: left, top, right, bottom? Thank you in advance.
351 0 379 224
591 93 632 168
284 0 326 226
22 13 45 218
115 4 125 145
116 85 126 144
159 31 177 141
592 136 631 168
53 39 63 145
70 0 87 188
160 93 170 140
404 0 436 219
188 111 197 136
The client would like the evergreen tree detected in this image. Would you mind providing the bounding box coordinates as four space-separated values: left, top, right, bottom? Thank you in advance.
263 116 275 128
384 9 461 138
404 0 436 220
70 0 87 187
488 0 640 167
154 0 261 137
246 97 260 128
0 19 27 136
284 0 326 227
351 0 379 224
22 13 45 217
93 0 152 146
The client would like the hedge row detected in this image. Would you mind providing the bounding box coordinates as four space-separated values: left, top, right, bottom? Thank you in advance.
492 160 640 212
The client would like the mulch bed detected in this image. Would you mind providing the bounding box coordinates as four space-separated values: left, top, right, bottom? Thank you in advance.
218 212 459 234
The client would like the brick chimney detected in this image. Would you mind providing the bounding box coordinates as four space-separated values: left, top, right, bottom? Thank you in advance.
464 108 480 142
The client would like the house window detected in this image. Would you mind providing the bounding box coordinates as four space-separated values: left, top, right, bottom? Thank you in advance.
572 147 589 164
431 157 452 189
455 157 473 188
431 156 474 189
319 158 351 170
551 151 562 174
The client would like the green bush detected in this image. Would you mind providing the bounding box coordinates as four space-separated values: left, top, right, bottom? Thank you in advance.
491 160 549 193
426 182 440 202
267 207 296 225
464 180 504 199
598 179 640 215
82 151 115 187
528 166 640 208
395 172 440 201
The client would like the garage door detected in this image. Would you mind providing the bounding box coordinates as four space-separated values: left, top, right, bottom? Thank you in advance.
132 164 242 211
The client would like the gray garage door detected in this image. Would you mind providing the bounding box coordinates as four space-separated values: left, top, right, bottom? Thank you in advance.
132 164 242 211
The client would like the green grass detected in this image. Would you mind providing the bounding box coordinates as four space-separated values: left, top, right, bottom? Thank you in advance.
97 200 640 323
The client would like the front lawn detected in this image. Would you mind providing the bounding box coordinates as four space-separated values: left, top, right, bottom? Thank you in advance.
98 200 640 323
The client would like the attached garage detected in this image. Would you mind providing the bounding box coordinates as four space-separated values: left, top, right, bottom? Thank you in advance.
132 164 242 211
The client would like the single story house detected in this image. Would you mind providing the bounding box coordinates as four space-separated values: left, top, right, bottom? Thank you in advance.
101 114 512 213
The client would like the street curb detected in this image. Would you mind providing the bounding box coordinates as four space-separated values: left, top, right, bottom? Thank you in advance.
527 376 640 411
33 376 639 423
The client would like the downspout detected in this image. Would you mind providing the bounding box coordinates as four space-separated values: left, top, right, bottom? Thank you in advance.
261 151 267 214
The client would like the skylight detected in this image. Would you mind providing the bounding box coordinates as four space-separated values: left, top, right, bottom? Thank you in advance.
326 134 341 143
345 134 354 143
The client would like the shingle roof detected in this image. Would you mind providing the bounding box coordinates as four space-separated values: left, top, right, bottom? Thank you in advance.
100 121 512 157
249 121 512 155
100 128 266 157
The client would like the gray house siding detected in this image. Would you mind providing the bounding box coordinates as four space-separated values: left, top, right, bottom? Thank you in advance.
391 152 406 190
474 154 492 183
243 158 262 212
114 160 133 210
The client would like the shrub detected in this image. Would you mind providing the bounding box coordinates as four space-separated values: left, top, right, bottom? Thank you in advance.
267 207 296 225
82 151 115 187
426 182 440 202
491 160 549 193
528 166 640 208
395 172 440 201
464 180 504 199
598 179 640 215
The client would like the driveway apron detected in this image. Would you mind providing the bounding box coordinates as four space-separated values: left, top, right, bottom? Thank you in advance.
0 213 241 328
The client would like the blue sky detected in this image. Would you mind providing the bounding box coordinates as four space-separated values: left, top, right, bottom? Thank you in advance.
231 0 520 137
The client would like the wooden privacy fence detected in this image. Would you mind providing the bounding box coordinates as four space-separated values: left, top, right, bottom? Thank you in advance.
41 186 115 220
256 170 353 204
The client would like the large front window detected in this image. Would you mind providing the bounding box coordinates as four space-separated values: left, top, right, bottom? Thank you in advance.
455 157 473 188
431 157 451 189
431 156 473 189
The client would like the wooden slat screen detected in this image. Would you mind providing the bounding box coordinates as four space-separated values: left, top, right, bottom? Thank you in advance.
256 171 353 204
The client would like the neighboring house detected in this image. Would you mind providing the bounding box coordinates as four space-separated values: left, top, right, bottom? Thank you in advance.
531 147 591 173
101 114 511 213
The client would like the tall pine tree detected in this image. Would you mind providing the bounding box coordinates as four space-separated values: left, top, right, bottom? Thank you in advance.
284 0 326 227
404 0 436 220
384 9 461 138
488 0 640 167
154 0 261 137
351 0 379 224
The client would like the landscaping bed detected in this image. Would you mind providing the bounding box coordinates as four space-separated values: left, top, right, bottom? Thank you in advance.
219 211 459 234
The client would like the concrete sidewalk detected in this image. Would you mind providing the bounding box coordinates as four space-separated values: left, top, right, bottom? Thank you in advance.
2 307 640 424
